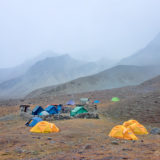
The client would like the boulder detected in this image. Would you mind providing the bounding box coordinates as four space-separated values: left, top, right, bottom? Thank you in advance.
74 112 99 119
150 128 160 135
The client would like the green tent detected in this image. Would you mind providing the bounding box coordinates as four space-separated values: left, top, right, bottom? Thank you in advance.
111 97 120 102
70 106 88 117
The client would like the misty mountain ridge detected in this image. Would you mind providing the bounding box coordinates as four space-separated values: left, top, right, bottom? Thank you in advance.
0 51 59 83
0 54 115 99
120 32 160 66
26 65 160 99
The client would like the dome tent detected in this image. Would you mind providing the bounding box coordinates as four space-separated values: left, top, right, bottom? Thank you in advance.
39 111 49 116
111 97 120 102
45 105 58 114
123 119 148 135
32 106 44 115
70 106 88 117
109 125 138 140
94 100 100 104
66 100 75 105
25 117 43 127
30 121 59 133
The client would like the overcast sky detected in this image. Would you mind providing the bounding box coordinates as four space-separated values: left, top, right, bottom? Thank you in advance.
0 0 160 68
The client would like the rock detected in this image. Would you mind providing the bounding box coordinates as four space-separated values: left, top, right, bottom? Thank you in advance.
84 144 92 150
150 128 160 135
15 148 25 153
50 141 56 144
74 112 99 119
78 151 83 154
122 148 132 151
47 137 52 140
88 137 95 140
111 141 119 145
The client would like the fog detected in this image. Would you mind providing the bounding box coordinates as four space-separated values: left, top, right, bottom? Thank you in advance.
0 0 160 68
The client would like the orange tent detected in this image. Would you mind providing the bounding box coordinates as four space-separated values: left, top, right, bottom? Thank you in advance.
127 123 148 135
123 120 140 127
109 125 138 140
123 119 148 135
30 121 59 133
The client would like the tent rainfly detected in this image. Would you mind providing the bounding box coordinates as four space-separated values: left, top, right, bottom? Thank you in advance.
70 106 88 117
111 97 120 102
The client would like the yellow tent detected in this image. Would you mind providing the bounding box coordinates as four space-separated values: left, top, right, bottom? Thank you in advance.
108 125 138 140
30 121 59 133
123 119 140 127
123 119 148 135
127 123 148 135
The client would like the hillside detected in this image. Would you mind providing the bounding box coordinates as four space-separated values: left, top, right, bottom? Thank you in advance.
120 33 160 66
0 51 58 83
0 54 113 99
103 75 160 124
106 90 160 124
26 65 160 99
1 73 160 160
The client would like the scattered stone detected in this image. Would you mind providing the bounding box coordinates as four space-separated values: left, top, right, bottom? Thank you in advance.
111 141 119 145
47 137 52 140
88 137 95 140
50 140 56 144
150 128 160 135
74 112 99 119
101 145 105 149
84 144 92 150
122 148 132 151
141 140 144 142
1 152 10 156
102 156 116 160
15 148 25 154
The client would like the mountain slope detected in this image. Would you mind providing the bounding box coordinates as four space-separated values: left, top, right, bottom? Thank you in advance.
120 33 160 66
106 90 160 124
26 65 160 98
0 54 112 99
0 51 58 83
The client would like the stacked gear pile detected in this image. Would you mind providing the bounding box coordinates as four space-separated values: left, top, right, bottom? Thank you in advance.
109 119 148 140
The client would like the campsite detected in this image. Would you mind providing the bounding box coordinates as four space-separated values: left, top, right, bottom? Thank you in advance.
0 87 160 160
1 1 160 160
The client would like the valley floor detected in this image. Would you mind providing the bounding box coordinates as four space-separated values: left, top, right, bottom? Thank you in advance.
0 107 160 160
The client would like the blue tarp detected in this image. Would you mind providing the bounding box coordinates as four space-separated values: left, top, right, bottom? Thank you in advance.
45 105 58 114
32 106 44 115
25 117 42 127
66 100 75 105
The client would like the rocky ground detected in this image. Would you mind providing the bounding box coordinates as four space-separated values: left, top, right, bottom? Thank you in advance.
0 102 160 160
1 76 160 160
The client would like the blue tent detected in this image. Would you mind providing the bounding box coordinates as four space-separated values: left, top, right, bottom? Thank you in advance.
57 104 62 112
39 111 49 116
45 105 58 114
32 106 44 115
94 100 100 104
66 100 75 105
25 117 42 127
